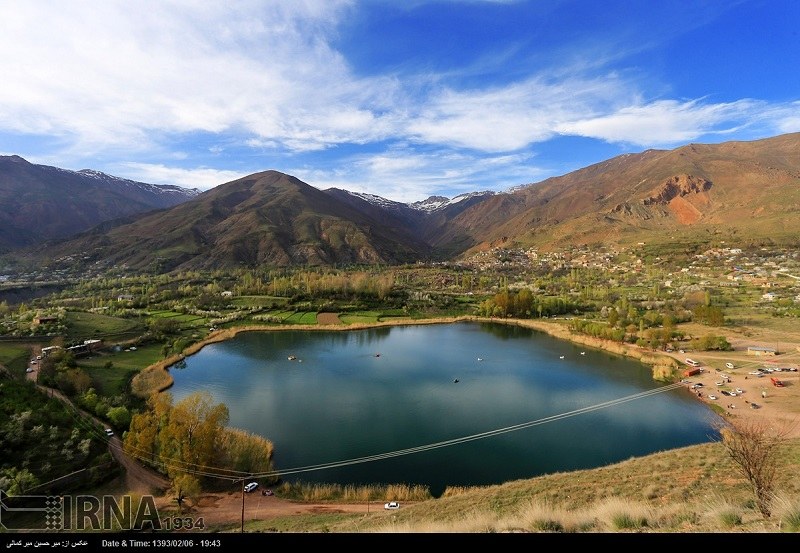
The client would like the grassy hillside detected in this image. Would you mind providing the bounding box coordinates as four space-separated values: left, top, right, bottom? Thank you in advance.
232 438 800 533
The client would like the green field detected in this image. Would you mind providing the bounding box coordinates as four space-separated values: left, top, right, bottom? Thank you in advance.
148 311 207 327
263 310 297 322
230 295 289 308
65 311 143 341
339 311 382 324
283 311 318 324
78 344 164 395
0 343 32 378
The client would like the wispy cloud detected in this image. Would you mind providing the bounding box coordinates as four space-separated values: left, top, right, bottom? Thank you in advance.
405 75 632 151
0 1 387 154
0 1 797 201
118 162 248 189
292 148 542 202
556 99 766 146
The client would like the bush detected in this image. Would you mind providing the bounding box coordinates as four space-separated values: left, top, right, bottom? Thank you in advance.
106 406 131 428
718 510 742 527
611 512 648 530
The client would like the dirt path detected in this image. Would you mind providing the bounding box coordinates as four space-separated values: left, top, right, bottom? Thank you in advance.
40 384 170 493
164 490 395 530
108 436 171 494
25 345 171 494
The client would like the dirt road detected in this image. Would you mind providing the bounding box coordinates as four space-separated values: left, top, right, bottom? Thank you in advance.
24 344 171 494
174 491 387 529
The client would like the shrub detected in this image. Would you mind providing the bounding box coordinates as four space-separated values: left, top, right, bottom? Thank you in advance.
611 512 648 530
718 510 742 528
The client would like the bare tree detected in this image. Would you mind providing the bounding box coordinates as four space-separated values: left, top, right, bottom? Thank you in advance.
718 419 792 518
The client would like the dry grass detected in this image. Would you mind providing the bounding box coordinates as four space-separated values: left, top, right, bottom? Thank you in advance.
285 438 800 533
130 363 174 397
593 497 653 531
508 499 596 533
276 481 433 503
772 493 800 532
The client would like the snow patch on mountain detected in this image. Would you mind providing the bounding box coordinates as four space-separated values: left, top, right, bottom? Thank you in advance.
411 191 496 212
76 169 201 197
344 190 496 212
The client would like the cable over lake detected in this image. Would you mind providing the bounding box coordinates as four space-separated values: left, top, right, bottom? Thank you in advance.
170 321 719 496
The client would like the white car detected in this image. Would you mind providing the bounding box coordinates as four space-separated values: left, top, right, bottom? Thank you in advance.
105 428 114 437
244 482 258 493
384 501 400 510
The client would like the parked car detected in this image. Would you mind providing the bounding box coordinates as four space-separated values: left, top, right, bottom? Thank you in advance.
384 501 400 510
244 482 258 493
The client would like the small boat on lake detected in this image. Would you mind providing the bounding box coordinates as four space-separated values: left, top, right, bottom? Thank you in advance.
288 355 297 361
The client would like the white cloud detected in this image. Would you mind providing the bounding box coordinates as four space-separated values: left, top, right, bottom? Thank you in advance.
1 0 797 201
0 1 393 153
117 162 247 189
293 149 542 202
772 102 800 134
405 75 631 151
556 99 763 146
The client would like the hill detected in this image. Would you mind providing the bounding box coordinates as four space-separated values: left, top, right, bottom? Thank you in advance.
10 133 800 271
37 170 432 272
0 155 200 252
451 132 800 253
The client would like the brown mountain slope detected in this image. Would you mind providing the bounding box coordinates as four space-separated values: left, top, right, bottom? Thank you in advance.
42 171 431 271
17 133 800 272
448 133 800 253
0 155 199 252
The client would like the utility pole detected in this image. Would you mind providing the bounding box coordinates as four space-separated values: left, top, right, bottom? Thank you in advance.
240 479 245 533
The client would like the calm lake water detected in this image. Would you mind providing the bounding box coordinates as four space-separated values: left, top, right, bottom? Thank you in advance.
170 322 719 496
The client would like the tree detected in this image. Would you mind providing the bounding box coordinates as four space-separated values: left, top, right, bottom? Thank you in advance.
0 467 38 495
107 406 131 428
159 392 229 480
124 393 172 464
718 419 791 518
607 308 618 327
172 473 201 513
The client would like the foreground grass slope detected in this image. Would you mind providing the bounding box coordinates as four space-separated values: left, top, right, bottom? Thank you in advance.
233 438 800 533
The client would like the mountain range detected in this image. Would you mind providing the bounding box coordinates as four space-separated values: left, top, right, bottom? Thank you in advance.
3 132 799 272
0 155 200 253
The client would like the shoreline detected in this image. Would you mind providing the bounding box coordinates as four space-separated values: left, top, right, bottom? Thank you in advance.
132 314 680 398
131 314 798 438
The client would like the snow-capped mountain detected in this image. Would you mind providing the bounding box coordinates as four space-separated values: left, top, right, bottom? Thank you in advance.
0 155 201 251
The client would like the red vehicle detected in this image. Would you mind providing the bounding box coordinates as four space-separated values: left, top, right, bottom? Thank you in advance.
771 377 784 387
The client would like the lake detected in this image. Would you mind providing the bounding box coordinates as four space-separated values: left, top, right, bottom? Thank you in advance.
170 321 719 496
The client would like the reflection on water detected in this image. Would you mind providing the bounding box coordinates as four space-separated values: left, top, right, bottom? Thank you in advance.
171 322 720 496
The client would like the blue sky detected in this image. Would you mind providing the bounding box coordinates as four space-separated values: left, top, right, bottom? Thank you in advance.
0 1 798 202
